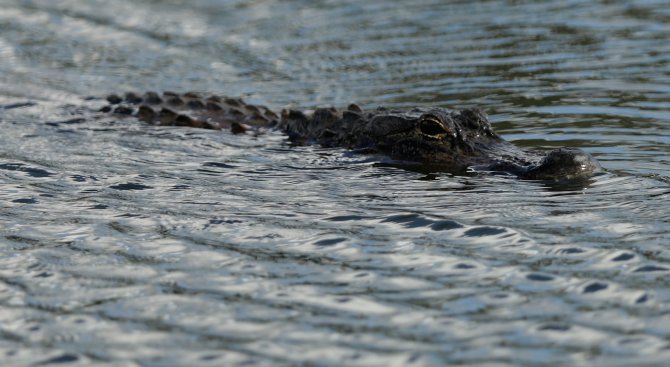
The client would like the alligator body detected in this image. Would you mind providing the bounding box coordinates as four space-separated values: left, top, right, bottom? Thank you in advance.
101 91 600 180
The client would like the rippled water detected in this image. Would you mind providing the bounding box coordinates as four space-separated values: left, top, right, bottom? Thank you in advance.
1 0 670 366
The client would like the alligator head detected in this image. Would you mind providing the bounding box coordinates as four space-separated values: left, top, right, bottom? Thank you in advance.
280 105 600 180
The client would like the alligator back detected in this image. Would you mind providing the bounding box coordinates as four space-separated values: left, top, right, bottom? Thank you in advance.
101 91 279 133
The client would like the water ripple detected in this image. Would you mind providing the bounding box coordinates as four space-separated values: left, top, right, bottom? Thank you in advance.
1 0 670 365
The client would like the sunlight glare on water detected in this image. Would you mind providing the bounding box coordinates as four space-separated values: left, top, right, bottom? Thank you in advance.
0 0 669 366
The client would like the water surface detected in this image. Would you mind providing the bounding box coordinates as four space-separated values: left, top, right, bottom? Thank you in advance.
1 0 669 366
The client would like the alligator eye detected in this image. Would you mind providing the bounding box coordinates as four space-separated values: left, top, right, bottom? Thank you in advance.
419 115 449 137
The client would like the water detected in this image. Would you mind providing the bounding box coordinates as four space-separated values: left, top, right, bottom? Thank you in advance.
1 0 669 366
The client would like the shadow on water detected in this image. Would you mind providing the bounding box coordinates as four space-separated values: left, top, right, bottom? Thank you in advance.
538 172 607 192
375 160 607 193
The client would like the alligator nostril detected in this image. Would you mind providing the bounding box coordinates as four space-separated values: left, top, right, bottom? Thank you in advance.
524 148 601 180
419 115 449 137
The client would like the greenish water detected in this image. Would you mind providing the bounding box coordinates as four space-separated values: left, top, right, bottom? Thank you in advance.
0 0 669 366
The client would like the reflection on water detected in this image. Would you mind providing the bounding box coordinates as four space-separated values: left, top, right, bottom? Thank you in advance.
1 0 670 365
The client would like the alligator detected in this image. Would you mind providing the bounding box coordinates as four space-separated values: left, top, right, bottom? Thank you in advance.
99 91 600 180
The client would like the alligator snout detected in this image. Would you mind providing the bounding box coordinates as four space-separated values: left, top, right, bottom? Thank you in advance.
523 148 600 180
